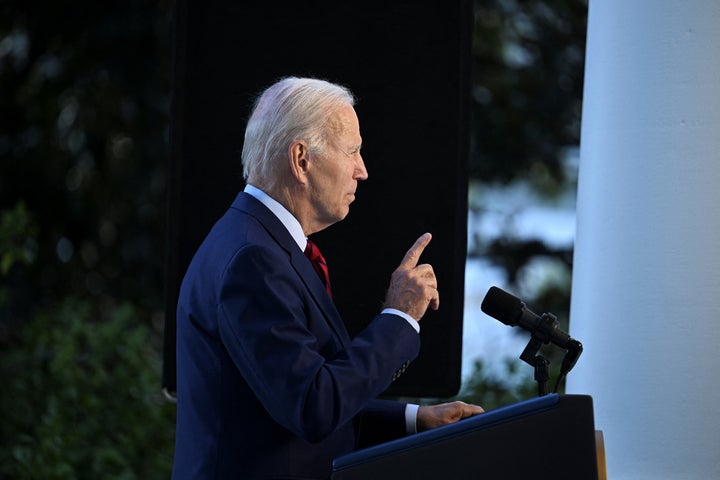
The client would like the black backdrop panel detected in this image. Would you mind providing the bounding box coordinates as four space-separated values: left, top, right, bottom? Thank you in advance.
164 0 472 398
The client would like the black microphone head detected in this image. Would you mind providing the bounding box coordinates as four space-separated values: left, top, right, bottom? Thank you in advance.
481 286 524 326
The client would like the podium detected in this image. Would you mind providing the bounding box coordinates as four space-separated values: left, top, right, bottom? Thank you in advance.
332 394 601 480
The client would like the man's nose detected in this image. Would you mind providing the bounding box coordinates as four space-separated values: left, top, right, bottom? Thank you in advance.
355 155 368 180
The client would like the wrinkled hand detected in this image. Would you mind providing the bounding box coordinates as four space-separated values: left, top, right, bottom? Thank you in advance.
383 233 439 321
417 401 485 432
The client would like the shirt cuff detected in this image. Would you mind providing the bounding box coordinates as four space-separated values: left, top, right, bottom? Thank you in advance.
404 403 419 434
381 308 420 333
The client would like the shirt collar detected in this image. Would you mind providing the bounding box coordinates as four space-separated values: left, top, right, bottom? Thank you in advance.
244 184 307 251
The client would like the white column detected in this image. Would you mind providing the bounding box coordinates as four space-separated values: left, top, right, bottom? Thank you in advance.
566 1 720 479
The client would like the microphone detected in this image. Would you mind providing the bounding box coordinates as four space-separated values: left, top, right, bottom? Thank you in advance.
481 286 572 348
481 286 583 376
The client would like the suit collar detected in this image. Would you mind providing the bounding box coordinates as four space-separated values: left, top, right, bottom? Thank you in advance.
231 192 351 346
231 192 298 254
243 184 306 251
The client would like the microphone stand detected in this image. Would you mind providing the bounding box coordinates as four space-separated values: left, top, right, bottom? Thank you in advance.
553 339 583 393
519 334 549 396
518 320 584 396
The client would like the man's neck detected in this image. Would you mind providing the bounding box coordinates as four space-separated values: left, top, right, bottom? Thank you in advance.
248 180 332 236
244 184 307 249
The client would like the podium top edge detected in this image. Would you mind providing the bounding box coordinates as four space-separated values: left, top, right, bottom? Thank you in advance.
334 394 579 471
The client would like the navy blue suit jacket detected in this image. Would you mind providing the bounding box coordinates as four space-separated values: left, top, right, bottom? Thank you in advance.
172 192 421 479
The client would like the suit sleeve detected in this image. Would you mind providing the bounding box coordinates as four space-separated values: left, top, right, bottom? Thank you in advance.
355 399 409 448
217 243 420 443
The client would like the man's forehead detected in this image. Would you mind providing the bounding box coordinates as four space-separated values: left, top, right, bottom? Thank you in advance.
328 104 360 134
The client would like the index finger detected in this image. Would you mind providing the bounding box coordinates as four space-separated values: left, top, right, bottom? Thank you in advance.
397 233 432 271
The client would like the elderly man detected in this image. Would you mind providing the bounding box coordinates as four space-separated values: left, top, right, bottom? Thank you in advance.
172 77 483 479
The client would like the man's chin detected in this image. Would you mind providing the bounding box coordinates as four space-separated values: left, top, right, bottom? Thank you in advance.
315 210 349 232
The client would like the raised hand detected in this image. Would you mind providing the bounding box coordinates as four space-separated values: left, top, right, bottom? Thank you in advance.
383 233 439 321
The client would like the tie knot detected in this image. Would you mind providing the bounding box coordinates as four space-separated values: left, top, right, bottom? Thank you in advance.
304 239 323 263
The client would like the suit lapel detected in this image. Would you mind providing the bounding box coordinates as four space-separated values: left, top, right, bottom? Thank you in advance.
231 192 351 346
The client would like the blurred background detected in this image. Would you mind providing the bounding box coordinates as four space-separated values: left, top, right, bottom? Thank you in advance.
0 0 587 477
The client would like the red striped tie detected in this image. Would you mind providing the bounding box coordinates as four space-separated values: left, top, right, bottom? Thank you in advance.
304 239 332 298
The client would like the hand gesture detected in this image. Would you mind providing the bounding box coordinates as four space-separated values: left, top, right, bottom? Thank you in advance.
383 233 439 321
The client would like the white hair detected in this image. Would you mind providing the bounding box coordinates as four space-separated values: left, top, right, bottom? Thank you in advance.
241 77 355 187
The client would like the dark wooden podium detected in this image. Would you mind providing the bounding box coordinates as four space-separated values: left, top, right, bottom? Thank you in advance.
332 394 601 480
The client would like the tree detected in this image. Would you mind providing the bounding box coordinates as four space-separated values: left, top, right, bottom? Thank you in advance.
0 1 175 477
459 0 587 404
0 0 171 315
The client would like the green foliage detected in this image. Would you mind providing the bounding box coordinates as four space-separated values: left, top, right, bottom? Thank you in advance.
0 201 38 275
0 0 172 312
465 0 586 404
468 0 586 290
457 359 538 411
0 298 175 479
0 3 177 474
0 202 39 342
471 0 587 194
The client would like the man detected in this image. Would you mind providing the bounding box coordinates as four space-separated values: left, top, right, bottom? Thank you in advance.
172 77 483 479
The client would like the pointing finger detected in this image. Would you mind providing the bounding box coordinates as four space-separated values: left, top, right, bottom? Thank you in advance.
397 233 432 271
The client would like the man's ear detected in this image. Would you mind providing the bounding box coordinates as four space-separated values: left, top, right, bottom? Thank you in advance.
289 140 310 183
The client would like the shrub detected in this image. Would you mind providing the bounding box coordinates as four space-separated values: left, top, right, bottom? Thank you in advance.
0 298 175 479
